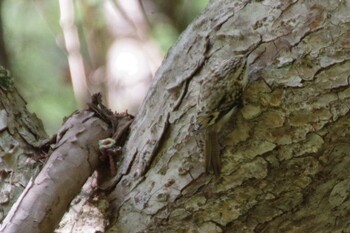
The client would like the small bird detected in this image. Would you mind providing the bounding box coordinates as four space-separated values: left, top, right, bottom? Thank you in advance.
193 56 248 175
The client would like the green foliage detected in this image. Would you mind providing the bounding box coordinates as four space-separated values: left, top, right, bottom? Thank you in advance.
151 0 209 52
2 1 76 134
151 23 178 53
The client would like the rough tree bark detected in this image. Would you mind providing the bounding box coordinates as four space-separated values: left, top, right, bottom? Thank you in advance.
0 73 48 223
1 0 350 233
103 0 350 232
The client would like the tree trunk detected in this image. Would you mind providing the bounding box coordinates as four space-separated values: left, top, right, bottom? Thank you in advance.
2 0 350 232
103 0 350 232
0 83 48 222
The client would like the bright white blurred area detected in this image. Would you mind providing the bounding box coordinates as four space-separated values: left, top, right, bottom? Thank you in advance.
106 39 159 114
103 0 162 114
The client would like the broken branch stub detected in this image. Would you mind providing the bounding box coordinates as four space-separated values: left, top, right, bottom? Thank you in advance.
0 110 111 233
0 94 133 233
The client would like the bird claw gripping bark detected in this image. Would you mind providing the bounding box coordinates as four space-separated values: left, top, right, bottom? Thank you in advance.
193 56 249 175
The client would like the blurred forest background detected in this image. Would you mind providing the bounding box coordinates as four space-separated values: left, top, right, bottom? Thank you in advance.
0 0 208 135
